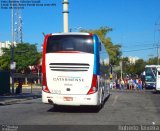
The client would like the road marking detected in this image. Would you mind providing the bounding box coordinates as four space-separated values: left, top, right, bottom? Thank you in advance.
152 121 156 125
112 95 118 106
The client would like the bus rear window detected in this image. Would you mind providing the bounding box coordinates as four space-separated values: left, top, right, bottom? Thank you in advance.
46 35 94 53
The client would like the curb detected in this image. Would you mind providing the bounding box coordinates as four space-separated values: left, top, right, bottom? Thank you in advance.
0 94 41 106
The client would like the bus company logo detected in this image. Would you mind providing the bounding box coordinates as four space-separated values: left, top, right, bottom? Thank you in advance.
53 76 84 82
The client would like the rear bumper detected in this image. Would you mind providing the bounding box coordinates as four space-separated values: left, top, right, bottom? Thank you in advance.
42 90 99 106
145 85 156 89
156 87 160 91
145 83 156 89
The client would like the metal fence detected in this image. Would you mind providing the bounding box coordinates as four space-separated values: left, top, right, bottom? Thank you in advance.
13 73 42 85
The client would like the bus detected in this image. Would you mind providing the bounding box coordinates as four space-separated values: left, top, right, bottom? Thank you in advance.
156 67 160 92
144 65 160 90
42 32 110 109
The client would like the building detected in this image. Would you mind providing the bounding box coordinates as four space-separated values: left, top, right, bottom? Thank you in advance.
128 56 139 64
0 41 17 56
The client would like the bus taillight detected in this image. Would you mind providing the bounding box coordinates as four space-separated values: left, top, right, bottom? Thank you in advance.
87 75 98 95
42 73 50 93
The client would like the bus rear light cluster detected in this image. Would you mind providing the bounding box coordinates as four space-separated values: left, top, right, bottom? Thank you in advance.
42 73 50 93
87 75 98 95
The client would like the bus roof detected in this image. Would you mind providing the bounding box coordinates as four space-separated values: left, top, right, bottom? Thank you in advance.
145 65 160 68
51 32 91 36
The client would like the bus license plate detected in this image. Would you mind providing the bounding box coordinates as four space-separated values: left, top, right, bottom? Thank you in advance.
63 97 73 101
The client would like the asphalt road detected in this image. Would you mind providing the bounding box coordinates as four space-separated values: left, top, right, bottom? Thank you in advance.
0 90 160 126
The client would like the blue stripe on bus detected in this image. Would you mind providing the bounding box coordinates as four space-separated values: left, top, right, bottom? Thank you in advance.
93 35 100 75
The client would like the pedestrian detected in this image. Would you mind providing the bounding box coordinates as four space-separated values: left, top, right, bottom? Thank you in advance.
135 78 139 90
121 79 125 90
138 78 142 91
110 81 113 89
129 78 133 90
16 80 22 94
133 78 137 90
124 79 127 90
113 81 116 89
116 79 119 89
119 79 122 90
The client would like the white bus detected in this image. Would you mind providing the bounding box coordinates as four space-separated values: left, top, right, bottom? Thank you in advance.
42 32 110 109
156 67 160 92
144 65 157 89
144 65 160 91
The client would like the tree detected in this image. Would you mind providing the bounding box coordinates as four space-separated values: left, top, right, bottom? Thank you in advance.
121 57 146 77
133 59 146 76
0 43 41 73
147 57 159 65
80 26 122 65
121 57 130 74
0 48 10 70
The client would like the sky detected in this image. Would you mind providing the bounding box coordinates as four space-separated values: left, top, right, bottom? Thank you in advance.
0 0 160 60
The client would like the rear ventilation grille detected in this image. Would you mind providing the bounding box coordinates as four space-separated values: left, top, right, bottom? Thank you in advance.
49 63 90 72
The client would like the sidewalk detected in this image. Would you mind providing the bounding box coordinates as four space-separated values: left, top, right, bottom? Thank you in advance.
0 85 42 105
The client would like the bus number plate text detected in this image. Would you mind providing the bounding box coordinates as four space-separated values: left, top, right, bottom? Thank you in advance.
63 97 73 101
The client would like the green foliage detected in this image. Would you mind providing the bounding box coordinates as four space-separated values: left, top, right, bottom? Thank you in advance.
81 26 122 65
0 47 11 70
133 59 146 75
147 57 159 65
122 57 146 77
107 44 121 65
122 57 160 77
0 43 41 73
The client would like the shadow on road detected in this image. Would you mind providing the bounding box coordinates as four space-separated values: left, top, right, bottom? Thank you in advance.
47 95 110 113
47 106 100 113
152 90 160 94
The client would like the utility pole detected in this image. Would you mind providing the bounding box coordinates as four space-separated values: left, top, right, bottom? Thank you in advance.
15 0 23 43
11 1 15 94
120 61 123 80
157 46 159 65
11 0 23 94
62 0 69 32
154 17 160 65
